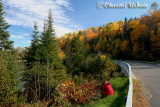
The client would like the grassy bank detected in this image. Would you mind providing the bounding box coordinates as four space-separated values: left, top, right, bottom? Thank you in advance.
80 77 129 107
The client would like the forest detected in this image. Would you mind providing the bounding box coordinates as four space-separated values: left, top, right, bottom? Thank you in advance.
0 0 160 106
59 2 160 61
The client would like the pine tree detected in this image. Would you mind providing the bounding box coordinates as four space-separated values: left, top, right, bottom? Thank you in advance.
39 10 66 99
95 56 104 73
40 10 62 66
0 0 13 50
123 17 128 39
25 22 40 67
0 51 22 106
64 36 72 70
71 36 86 71
31 22 40 49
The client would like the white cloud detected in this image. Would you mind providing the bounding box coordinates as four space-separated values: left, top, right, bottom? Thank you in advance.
4 0 79 36
11 35 25 39
55 25 73 37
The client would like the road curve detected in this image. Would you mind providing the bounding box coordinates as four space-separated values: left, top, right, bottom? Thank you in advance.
126 61 160 107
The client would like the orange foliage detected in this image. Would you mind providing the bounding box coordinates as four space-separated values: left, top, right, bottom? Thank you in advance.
120 40 129 51
130 24 149 44
59 51 66 59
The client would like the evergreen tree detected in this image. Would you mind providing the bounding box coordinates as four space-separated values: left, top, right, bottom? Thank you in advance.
39 10 66 99
25 22 40 67
0 0 13 50
123 17 128 39
40 10 62 67
23 10 67 102
71 36 86 72
0 51 22 106
64 36 72 70
95 56 104 74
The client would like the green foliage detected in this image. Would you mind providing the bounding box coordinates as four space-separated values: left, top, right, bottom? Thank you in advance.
64 36 72 71
0 0 13 50
102 55 121 80
25 22 41 67
23 10 67 102
71 36 86 67
0 51 22 106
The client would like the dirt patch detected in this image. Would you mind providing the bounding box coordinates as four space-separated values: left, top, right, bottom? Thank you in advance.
132 79 150 107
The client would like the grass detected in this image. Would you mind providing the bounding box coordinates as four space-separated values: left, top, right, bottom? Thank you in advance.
80 76 129 107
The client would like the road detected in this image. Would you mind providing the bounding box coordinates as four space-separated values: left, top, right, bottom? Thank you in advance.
126 61 160 107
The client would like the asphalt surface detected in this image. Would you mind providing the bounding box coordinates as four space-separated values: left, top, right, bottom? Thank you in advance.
126 61 160 107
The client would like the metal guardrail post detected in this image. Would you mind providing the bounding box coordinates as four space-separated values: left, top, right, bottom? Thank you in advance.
114 61 133 107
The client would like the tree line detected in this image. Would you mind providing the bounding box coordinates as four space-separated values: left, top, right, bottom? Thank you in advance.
59 2 160 61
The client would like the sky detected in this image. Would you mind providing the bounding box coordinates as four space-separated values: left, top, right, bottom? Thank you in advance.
3 0 160 47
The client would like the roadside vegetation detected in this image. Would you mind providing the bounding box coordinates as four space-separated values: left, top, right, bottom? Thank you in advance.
133 80 150 107
81 77 128 107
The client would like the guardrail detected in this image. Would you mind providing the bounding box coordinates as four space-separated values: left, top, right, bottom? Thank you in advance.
114 61 133 107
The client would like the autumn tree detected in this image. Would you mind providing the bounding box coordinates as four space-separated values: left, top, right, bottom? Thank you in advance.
150 24 160 60
130 24 150 59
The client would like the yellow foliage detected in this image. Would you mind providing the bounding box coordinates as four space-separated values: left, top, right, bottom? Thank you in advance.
59 51 66 59
80 36 84 42
128 20 139 29
101 55 106 61
106 22 119 38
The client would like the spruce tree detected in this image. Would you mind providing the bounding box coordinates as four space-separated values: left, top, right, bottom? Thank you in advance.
25 22 40 67
0 0 13 50
64 36 72 70
71 36 86 71
39 10 66 99
0 51 22 106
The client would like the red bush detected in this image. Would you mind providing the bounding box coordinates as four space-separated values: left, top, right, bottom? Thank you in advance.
56 79 99 104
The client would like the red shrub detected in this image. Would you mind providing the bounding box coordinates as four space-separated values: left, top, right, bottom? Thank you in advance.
56 79 99 104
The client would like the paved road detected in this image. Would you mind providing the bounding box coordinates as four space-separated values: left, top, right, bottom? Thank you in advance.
126 62 160 107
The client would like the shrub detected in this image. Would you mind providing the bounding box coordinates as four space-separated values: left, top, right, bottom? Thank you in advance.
56 79 99 105
101 55 122 80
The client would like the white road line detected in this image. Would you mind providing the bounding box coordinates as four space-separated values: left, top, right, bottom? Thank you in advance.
132 72 136 80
